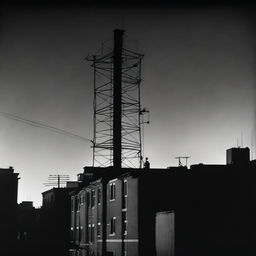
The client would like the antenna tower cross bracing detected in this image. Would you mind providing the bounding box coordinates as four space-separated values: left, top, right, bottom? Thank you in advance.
86 29 144 168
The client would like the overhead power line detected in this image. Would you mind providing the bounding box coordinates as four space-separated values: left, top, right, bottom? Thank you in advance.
0 111 91 142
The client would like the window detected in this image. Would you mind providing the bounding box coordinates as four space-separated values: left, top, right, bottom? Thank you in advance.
110 183 116 200
87 192 90 207
76 225 80 242
88 224 95 243
87 224 92 242
76 197 80 211
110 217 116 235
71 197 76 211
80 226 83 242
123 180 128 209
87 225 91 243
80 194 84 205
97 222 101 237
91 224 95 243
123 180 128 197
122 211 127 235
97 188 101 205
91 189 96 207
70 227 74 241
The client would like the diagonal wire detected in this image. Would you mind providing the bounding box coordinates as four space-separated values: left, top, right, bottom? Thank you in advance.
0 111 91 142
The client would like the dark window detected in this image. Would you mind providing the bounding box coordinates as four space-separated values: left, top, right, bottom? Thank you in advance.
86 225 90 243
110 183 116 200
71 197 76 211
97 188 101 205
70 227 74 241
124 197 127 209
123 180 128 209
123 180 128 197
80 226 83 242
87 192 90 207
110 217 116 235
122 211 127 235
76 197 80 211
97 222 101 237
76 225 80 242
80 194 84 205
91 224 95 243
91 189 96 207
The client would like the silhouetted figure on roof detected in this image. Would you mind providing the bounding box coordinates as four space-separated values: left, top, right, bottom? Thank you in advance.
144 157 150 169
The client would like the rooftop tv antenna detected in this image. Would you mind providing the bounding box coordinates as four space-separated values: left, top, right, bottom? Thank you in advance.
86 29 144 168
43 174 70 188
175 156 190 167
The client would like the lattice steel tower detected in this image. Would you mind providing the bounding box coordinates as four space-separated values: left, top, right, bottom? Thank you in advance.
86 29 144 168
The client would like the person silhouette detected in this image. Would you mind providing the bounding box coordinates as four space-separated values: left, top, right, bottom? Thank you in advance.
144 157 150 169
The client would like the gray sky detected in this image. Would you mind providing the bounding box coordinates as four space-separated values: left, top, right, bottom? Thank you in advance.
0 2 255 206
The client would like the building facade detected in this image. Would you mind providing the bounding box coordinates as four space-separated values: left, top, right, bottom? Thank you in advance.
0 167 19 255
69 166 186 256
69 148 256 256
41 185 78 256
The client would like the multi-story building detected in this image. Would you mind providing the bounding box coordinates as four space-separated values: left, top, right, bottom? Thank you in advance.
41 182 79 256
70 147 256 256
69 165 188 256
0 166 19 255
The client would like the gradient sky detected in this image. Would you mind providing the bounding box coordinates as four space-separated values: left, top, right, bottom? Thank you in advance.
0 2 255 207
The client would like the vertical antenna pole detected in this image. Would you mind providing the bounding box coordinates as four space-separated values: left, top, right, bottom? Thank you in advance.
58 175 60 188
93 55 96 167
113 29 124 169
251 130 254 160
138 58 143 168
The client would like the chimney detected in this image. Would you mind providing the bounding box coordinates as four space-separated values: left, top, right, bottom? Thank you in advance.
226 147 250 165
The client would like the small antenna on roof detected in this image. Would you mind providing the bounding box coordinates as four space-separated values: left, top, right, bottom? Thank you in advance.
241 131 244 148
251 130 254 160
175 156 190 167
237 137 240 148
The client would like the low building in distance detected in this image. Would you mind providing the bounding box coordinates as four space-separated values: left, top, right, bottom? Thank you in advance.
0 166 19 255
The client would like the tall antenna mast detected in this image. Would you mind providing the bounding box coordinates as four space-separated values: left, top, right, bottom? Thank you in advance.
86 29 144 168
113 29 123 168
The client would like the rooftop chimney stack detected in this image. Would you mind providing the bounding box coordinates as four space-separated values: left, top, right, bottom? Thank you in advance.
226 147 250 165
